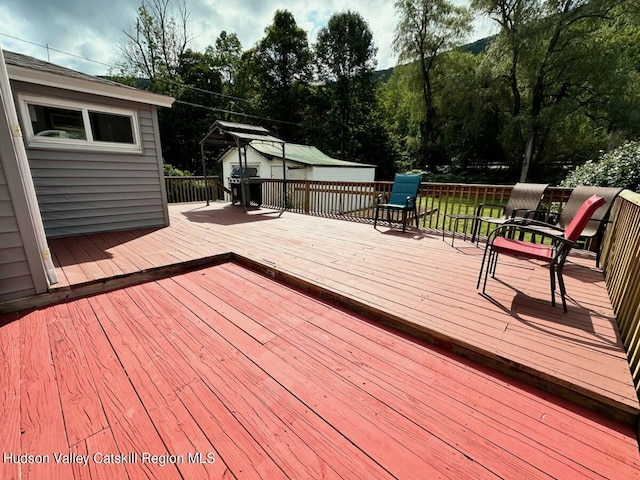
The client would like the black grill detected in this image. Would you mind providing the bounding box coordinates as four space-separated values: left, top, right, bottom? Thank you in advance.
228 167 262 206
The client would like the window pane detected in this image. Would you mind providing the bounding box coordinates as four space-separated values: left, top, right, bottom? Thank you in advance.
29 104 86 139
89 111 135 144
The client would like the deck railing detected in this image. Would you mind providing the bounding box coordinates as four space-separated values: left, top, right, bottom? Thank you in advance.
165 176 225 203
258 179 573 234
601 191 640 395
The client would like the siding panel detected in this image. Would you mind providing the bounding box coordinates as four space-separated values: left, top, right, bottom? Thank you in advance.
12 81 168 237
0 162 36 301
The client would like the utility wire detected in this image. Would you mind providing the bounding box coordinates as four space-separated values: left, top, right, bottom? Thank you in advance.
1 31 302 126
0 31 251 104
0 32 113 68
174 100 301 126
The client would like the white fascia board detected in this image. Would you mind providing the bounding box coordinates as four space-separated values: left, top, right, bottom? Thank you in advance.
6 65 175 108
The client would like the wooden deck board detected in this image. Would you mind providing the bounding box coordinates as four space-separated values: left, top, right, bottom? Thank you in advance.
63 299 184 480
1 261 639 479
19 308 74 480
151 278 391 479
33 202 639 422
0 314 20 480
46 315 109 447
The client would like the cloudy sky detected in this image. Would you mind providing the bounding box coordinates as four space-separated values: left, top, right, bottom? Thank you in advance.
0 0 496 75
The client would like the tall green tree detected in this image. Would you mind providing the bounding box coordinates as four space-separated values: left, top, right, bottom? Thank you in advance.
211 31 243 88
315 11 378 160
158 48 222 174
475 0 627 181
393 0 472 171
251 10 313 139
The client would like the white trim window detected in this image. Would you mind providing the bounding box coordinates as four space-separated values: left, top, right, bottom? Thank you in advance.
18 94 141 153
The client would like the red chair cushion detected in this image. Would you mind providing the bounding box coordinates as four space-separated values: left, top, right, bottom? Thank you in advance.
492 237 553 262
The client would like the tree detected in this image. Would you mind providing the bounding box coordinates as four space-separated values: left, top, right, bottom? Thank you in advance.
118 0 192 85
211 31 243 87
251 10 313 139
393 0 472 171
475 0 627 181
158 48 223 174
315 11 378 160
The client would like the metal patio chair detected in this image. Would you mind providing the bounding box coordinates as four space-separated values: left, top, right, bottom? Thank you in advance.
524 185 623 267
374 174 422 232
477 195 606 312
471 183 549 242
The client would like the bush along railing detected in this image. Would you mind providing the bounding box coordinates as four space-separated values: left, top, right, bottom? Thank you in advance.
601 190 640 397
165 176 226 203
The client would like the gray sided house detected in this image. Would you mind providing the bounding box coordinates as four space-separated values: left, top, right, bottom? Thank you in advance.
0 49 173 302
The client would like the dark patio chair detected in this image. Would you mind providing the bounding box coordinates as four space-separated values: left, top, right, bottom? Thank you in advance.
524 185 623 267
471 183 549 242
477 195 606 312
374 174 421 232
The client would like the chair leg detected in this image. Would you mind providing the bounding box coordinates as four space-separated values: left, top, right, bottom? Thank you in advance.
489 251 499 277
414 206 419 229
483 250 496 293
557 263 568 312
477 244 491 290
387 208 392 228
402 209 407 232
549 263 556 308
374 206 379 228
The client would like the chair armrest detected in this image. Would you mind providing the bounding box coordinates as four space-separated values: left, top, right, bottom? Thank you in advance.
377 193 388 205
405 195 416 208
475 203 505 217
524 209 558 223
511 208 534 218
488 222 573 246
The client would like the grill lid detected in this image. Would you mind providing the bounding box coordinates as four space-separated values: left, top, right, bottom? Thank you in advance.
231 167 258 177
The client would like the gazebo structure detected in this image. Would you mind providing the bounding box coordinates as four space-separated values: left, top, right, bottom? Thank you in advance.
200 120 286 211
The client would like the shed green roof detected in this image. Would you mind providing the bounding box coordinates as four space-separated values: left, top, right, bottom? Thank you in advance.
251 142 374 168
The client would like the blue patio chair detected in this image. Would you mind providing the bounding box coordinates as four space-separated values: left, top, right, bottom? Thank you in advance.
374 174 422 232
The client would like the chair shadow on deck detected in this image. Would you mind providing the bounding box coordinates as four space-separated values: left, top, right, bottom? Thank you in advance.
180 203 284 226
480 281 622 351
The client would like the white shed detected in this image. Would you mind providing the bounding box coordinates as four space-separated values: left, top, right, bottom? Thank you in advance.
219 141 376 214
220 141 376 183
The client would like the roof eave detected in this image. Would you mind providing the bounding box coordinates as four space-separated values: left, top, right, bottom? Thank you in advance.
7 64 175 108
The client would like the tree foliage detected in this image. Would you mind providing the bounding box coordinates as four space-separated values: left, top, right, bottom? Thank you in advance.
115 2 640 183
393 0 472 171
315 11 378 160
249 10 313 140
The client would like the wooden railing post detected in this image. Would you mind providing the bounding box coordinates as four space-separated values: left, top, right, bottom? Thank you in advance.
304 181 310 214
601 190 640 399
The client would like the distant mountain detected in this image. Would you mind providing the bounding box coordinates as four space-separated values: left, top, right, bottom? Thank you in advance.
374 35 495 82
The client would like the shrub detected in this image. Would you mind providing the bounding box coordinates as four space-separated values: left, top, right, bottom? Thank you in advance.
561 141 640 192
163 163 192 177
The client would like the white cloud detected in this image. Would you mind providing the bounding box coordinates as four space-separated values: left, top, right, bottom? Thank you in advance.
1 0 493 75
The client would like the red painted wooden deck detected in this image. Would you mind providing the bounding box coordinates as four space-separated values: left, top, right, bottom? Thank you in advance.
42 202 638 423
2 262 639 479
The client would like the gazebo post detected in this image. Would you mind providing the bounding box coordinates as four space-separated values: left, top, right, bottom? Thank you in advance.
236 138 247 213
282 142 287 209
200 141 209 206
